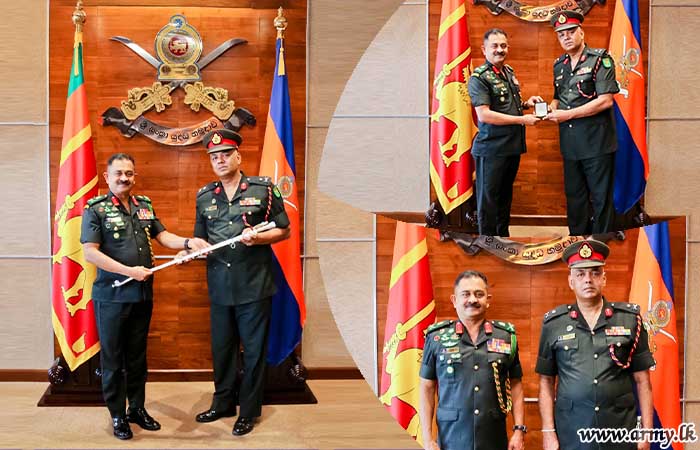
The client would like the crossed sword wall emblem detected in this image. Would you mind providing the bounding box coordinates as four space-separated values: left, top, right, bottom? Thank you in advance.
111 35 246 121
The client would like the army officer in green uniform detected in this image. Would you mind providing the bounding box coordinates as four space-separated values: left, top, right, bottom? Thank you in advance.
188 129 290 436
82 153 209 440
468 28 542 237
546 11 620 235
419 271 526 450
536 239 654 450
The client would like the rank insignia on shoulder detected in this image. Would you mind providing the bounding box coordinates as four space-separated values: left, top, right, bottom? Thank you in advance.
602 57 612 68
605 326 631 336
427 320 453 334
487 338 511 354
493 321 515 333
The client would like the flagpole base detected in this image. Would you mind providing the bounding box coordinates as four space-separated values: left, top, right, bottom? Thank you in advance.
37 354 104 407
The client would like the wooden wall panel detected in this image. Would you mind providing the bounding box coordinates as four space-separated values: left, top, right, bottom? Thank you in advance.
376 216 686 447
49 1 306 370
428 0 650 216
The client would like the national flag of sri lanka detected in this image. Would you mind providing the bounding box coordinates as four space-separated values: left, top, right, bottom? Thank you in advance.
629 222 683 450
51 22 100 371
429 0 478 214
608 0 649 213
259 24 306 365
379 222 436 445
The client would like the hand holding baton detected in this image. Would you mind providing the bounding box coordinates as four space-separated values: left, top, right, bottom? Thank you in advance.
112 221 277 288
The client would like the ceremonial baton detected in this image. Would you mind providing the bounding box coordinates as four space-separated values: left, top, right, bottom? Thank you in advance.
111 221 277 288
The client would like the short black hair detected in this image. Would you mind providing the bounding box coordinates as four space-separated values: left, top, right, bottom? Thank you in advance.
483 28 508 42
107 153 135 167
453 270 489 290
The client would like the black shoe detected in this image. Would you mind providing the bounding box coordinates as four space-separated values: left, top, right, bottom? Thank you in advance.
195 407 236 423
126 407 161 431
232 416 255 436
112 417 133 440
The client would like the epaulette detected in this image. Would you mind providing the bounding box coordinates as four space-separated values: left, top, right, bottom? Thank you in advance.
503 64 514 73
248 176 272 186
610 302 641 314
543 305 570 323
492 320 515 334
426 319 454 335
587 47 606 56
472 63 488 76
135 195 151 203
197 182 218 198
554 54 567 66
86 194 107 207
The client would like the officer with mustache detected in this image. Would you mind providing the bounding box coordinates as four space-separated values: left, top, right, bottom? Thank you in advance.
468 28 542 237
419 271 526 450
81 153 209 439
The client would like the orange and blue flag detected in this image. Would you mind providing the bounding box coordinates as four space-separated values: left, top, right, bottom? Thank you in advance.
629 222 683 450
608 0 649 213
379 221 436 445
259 25 306 365
429 0 478 214
51 22 100 371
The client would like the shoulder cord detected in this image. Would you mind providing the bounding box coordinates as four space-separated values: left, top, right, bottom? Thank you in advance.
609 313 642 369
144 225 155 267
492 361 512 414
576 54 602 99
241 185 273 228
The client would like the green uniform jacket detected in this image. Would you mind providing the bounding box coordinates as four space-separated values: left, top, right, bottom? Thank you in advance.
553 46 619 160
468 62 526 157
536 299 655 450
420 319 522 450
81 192 165 303
194 173 290 306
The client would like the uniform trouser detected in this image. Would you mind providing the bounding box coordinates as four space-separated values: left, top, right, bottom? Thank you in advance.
95 300 153 418
475 154 521 237
210 298 271 417
563 153 615 235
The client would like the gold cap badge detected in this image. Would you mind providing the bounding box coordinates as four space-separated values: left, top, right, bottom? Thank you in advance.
211 133 222 145
579 243 592 258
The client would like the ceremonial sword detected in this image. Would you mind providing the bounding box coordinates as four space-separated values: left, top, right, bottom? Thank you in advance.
111 221 277 288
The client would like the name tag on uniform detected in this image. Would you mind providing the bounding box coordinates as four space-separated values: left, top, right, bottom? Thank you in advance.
441 347 460 354
205 205 218 212
137 208 154 220
575 67 592 76
557 333 576 341
240 197 261 206
556 74 564 80
605 326 631 336
487 338 511 354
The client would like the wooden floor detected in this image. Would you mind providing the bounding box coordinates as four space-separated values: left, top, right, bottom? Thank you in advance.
0 380 419 449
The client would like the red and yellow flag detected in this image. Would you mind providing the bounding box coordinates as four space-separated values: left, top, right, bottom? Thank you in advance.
629 222 683 450
51 22 100 371
429 0 478 214
379 222 436 445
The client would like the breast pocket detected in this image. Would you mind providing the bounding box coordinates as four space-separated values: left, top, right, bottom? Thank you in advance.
606 334 633 361
439 353 463 383
575 73 596 97
554 339 578 362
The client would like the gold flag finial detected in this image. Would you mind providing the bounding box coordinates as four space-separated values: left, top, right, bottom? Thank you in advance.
274 7 287 39
72 1 86 32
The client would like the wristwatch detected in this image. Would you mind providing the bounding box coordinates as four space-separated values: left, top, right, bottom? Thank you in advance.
184 238 191 250
513 425 527 433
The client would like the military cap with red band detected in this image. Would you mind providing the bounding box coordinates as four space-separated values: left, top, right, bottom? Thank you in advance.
550 10 584 32
562 239 610 268
202 129 243 154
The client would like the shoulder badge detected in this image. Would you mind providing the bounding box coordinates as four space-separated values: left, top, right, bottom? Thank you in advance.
196 182 217 198
492 320 516 334
610 302 641 314
426 320 454 335
602 56 613 68
473 63 488 75
248 176 272 186
543 305 569 323
86 194 107 207
135 195 152 203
